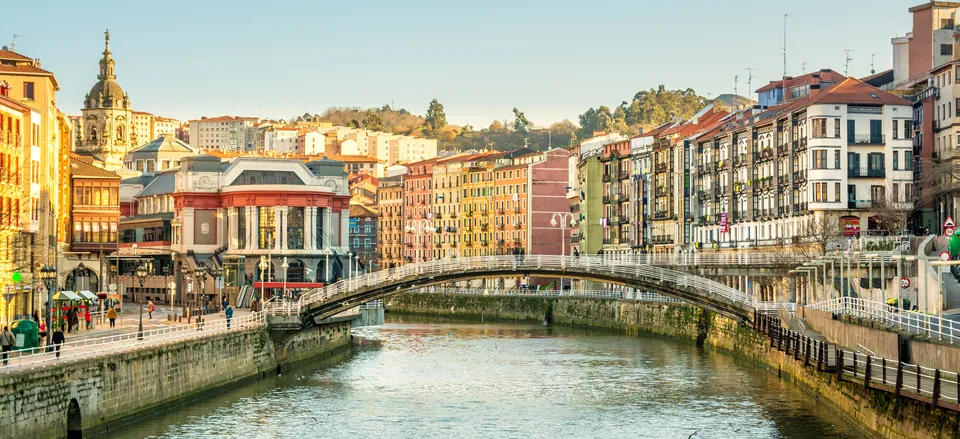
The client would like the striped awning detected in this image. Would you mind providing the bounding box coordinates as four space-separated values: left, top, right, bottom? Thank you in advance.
54 291 81 301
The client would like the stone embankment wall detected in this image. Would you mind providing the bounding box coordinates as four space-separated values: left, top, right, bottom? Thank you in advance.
387 293 960 439
0 321 351 439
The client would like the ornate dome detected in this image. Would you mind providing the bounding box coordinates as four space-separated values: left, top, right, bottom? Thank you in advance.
88 79 124 106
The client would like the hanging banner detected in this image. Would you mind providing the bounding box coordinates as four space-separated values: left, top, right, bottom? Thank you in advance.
720 213 729 233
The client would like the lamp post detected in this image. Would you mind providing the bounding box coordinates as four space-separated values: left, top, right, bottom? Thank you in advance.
179 265 190 319
322 249 331 284
405 219 436 263
258 256 268 302
551 212 576 290
162 265 172 317
194 266 207 312
210 267 223 312
347 252 353 288
281 257 289 302
135 263 147 339
39 265 57 344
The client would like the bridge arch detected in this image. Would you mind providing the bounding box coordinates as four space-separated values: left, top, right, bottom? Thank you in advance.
283 256 759 324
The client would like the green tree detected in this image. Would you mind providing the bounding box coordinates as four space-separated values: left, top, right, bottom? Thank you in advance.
363 111 385 131
425 99 447 135
513 107 531 135
613 106 629 134
489 120 505 132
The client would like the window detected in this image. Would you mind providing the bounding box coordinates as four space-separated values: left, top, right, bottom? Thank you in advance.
943 44 954 56
258 206 275 249
813 150 828 169
905 151 913 170
136 160 144 172
834 119 841 138
814 182 828 202
316 208 325 249
835 183 840 202
237 207 246 249
811 118 828 138
893 120 899 139
23 82 34 100
146 160 155 173
893 183 900 202
835 150 840 169
287 207 304 249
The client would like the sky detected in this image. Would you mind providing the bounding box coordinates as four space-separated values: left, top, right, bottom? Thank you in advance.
6 0 917 127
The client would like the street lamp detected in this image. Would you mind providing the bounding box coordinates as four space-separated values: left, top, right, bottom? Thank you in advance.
162 265 172 317
347 252 353 289
354 254 360 286
405 219 436 263
281 257 289 302
322 249 332 284
194 266 207 311
135 263 148 339
39 265 57 344
258 256 268 302
551 212 576 291
210 267 223 312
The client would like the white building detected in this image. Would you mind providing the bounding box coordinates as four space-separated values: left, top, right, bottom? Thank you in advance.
188 116 258 151
301 131 327 155
264 127 299 153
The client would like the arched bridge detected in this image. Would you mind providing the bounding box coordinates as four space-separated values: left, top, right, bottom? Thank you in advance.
267 255 770 324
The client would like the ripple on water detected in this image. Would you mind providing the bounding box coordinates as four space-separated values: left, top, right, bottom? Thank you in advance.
106 320 867 439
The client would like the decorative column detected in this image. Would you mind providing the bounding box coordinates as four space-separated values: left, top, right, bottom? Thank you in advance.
305 206 316 251
323 208 333 249
274 207 283 251
340 209 350 247
228 208 238 250
182 208 196 247
280 206 289 250
247 206 256 250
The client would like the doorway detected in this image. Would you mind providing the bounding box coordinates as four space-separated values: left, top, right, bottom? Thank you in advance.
67 398 82 438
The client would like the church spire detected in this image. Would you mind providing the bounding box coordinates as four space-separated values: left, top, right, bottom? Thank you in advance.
98 28 116 81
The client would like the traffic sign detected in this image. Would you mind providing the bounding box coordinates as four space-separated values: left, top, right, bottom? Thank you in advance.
900 277 911 289
948 228 956 237
945 216 956 228
38 284 46 294
109 283 117 292
941 251 951 262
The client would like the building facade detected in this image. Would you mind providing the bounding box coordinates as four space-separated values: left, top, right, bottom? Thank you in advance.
349 204 378 273
377 174 404 268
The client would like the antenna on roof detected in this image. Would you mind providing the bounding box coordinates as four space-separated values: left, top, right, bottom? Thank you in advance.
801 62 807 74
10 34 25 52
746 68 755 103
844 49 854 76
781 14 790 78
870 53 878 74
734 75 739 110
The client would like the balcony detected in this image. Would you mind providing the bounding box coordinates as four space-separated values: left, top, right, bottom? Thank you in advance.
480 224 489 232
611 215 621 224
653 211 673 220
433 212 443 219
603 237 614 245
847 166 885 178
655 187 668 197
497 239 505 246
792 170 807 182
850 134 885 145
618 193 629 202
619 170 631 180
800 138 807 148
733 155 746 167
480 240 488 247
497 223 504 230
777 144 788 155
655 163 669 173
651 235 674 244
497 209 505 215
848 200 873 209
619 216 629 224
602 174 612 182
934 120 942 131
760 148 774 160
602 195 613 204
449 212 458 219
0 132 22 148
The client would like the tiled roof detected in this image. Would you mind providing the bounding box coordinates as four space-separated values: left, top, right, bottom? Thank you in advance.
194 116 243 123
70 156 121 179
349 204 378 218
755 69 845 93
633 122 675 139
0 49 32 62
0 94 30 113
810 77 912 106
0 63 55 76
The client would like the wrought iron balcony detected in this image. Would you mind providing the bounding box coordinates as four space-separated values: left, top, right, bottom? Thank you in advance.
850 134 885 145
847 166 885 178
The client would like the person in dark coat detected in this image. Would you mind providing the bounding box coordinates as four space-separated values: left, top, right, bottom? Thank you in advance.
52 325 65 359
225 306 234 329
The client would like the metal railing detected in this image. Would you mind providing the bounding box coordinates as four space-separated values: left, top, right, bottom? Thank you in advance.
808 297 960 343
408 287 687 303
0 310 266 372
274 255 771 319
756 313 960 409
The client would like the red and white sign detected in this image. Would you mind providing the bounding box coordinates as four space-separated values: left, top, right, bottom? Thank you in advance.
720 213 729 233
948 228 956 237
900 277 911 289
944 216 956 237
941 251 952 262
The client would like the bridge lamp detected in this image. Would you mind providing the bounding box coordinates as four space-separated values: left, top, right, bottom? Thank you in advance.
258 256 268 303
281 257 289 302
135 263 148 340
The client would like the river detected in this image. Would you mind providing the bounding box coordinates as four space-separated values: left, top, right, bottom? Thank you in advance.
104 315 866 438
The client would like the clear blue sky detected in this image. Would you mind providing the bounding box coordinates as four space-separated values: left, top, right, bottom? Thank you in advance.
7 0 916 127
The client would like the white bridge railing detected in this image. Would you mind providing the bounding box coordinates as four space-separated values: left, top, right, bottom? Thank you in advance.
268 255 762 317
808 297 960 343
409 287 687 303
0 310 265 372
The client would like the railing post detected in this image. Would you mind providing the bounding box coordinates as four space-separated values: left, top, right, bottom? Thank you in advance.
804 337 811 366
916 365 921 396
864 356 872 389
836 349 844 381
933 369 941 408
895 362 903 397
852 352 858 378
882 358 887 385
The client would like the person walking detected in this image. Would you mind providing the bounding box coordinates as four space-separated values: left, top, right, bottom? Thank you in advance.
52 325 65 359
1 326 14 365
84 308 92 330
225 305 233 329
107 306 117 328
147 300 155 319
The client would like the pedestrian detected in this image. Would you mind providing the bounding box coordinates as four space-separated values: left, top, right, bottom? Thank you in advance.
84 308 92 330
107 306 117 328
225 305 233 329
147 300 155 319
52 325 65 359
68 307 77 333
0 326 14 365
222 296 228 311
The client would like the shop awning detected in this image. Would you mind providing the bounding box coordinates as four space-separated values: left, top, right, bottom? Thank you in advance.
54 291 81 301
78 290 98 300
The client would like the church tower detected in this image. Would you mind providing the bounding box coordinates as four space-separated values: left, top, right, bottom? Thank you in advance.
75 29 133 170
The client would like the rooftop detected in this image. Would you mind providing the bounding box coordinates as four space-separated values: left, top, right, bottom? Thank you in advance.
70 155 121 180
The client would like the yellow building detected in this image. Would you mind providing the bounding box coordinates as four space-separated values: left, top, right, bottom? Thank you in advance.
459 153 501 257
431 154 478 259
0 47 67 314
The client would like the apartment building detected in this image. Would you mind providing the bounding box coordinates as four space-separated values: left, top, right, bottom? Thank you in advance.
377 174 404 268
402 159 437 262
264 127 299 153
188 116 258 152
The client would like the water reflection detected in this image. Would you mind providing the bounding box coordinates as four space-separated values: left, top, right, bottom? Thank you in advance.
104 316 865 439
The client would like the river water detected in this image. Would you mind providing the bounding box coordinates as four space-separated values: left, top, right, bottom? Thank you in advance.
105 315 866 438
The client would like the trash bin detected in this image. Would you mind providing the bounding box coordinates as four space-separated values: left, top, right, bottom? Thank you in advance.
11 319 39 350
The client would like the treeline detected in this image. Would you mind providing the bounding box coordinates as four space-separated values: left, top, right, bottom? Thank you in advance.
295 85 720 152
